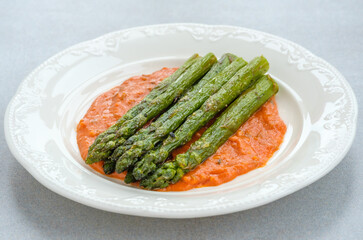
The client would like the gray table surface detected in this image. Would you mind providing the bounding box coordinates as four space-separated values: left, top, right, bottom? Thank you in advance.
1 1 362 239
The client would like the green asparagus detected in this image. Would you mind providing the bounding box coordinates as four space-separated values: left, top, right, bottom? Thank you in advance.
103 53 238 174
117 53 238 150
88 54 199 154
140 75 279 189
102 161 116 175
124 167 137 184
133 56 269 180
86 53 217 164
115 57 248 173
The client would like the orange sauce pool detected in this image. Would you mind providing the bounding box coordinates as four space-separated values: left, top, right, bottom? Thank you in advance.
77 68 287 191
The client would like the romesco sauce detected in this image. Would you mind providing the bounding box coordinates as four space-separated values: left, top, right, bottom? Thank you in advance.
77 68 286 191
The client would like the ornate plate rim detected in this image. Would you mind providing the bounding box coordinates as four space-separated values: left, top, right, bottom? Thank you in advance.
4 23 358 218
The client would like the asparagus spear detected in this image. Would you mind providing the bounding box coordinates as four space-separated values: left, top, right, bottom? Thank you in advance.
116 53 238 150
125 141 163 183
86 53 217 164
103 161 116 175
88 54 200 154
103 53 238 174
133 56 269 180
124 167 137 184
115 57 248 173
140 75 279 189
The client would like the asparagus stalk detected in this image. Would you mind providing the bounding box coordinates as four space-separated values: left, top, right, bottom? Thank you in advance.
88 54 200 154
125 141 163 183
140 75 279 189
102 161 116 175
115 56 248 173
117 53 238 150
133 56 269 180
86 53 217 164
103 53 238 174
124 167 137 184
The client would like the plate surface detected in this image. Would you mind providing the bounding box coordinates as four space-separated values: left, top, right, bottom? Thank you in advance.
5 23 357 218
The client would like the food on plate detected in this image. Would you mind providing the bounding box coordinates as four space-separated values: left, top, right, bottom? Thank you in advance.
77 53 286 191
86 53 217 164
140 75 278 189
105 53 241 174
133 55 268 180
114 56 248 174
88 54 198 157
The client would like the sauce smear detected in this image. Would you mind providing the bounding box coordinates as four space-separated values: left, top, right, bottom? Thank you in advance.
77 68 286 191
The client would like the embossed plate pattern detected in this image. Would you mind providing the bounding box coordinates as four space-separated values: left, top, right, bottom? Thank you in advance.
5 24 357 218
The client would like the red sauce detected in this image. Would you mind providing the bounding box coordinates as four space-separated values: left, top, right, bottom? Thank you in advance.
77 68 286 191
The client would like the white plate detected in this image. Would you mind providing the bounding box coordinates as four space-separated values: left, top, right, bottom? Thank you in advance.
5 23 357 218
